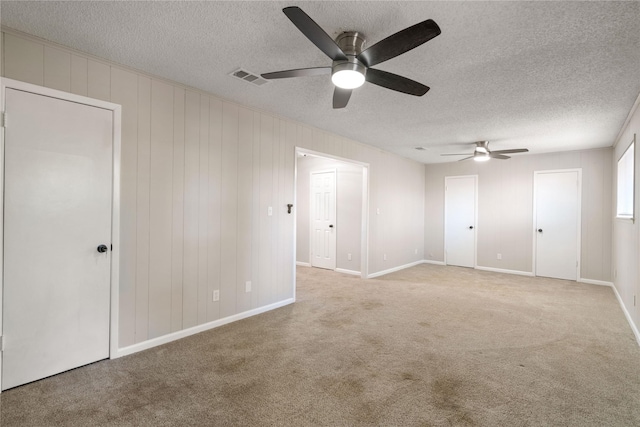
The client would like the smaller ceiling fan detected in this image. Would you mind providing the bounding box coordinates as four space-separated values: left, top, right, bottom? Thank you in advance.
261 6 441 109
441 141 529 162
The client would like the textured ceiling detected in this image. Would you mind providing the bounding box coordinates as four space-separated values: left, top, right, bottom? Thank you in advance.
2 1 639 163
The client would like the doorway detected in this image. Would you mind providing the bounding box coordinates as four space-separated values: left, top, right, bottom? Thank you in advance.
0 78 121 391
310 169 337 269
444 175 477 268
534 169 581 280
294 148 369 279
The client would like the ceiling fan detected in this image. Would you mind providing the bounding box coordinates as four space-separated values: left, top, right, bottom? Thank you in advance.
261 6 441 109
441 141 529 162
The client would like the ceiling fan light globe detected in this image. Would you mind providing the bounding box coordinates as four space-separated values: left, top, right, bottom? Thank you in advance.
332 69 365 89
474 152 490 162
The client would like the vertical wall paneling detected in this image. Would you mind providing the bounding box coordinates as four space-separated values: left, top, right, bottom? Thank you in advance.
134 76 151 343
283 122 296 299
236 107 253 313
271 119 281 304
259 114 273 307
87 60 111 102
148 80 174 338
251 112 262 310
3 33 43 85
220 102 239 318
182 91 200 328
171 87 185 333
43 46 70 92
197 96 210 324
111 68 139 347
70 55 88 96
207 98 223 322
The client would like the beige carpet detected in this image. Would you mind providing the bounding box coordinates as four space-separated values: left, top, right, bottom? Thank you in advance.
1 264 639 426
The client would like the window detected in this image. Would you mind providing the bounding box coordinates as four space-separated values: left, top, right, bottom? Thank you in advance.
617 135 635 220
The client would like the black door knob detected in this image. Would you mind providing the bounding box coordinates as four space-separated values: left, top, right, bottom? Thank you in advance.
329 224 334 228
469 226 474 229
97 244 108 253
537 229 543 233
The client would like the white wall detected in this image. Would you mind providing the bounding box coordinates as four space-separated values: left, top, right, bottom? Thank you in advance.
424 148 613 281
0 29 426 350
612 95 640 336
296 155 363 273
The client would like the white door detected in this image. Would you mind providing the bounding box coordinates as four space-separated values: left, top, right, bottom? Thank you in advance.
2 88 113 390
534 170 580 280
310 170 336 270
445 176 477 268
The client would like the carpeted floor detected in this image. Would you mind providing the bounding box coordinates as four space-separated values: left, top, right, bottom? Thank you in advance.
1 264 639 426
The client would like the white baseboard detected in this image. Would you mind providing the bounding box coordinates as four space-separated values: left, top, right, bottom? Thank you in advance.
423 259 446 266
114 298 295 358
335 268 361 276
475 266 535 277
296 261 311 267
610 284 640 347
578 278 614 287
367 260 425 279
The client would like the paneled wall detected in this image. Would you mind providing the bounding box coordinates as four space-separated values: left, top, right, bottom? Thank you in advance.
1 29 426 349
424 148 613 282
296 156 364 273
612 97 639 334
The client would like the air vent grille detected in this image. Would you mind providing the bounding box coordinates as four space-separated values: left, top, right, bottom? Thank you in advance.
230 68 269 86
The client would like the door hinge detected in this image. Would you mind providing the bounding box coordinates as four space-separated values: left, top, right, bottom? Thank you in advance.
0 335 4 351
0 112 5 128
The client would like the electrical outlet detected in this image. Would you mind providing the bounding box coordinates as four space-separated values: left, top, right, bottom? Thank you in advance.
213 290 219 302
428 252 433 258
497 253 502 260
267 206 273 216
383 254 387 261
245 281 252 292
347 253 352 261
415 249 418 255
376 208 381 215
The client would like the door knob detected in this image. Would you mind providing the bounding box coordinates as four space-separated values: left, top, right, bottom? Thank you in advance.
537 229 543 233
468 226 474 230
329 224 334 228
97 244 108 253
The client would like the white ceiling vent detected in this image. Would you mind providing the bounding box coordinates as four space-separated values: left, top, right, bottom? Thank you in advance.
230 69 269 86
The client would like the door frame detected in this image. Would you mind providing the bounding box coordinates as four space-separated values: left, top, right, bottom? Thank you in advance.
293 147 370 299
532 168 582 280
309 168 337 270
443 175 478 267
0 78 122 392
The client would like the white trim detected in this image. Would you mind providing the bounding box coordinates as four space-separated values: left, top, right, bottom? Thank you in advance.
475 266 535 277
444 175 478 268
0 77 122 391
296 261 312 267
423 259 446 266
610 285 640 346
367 260 425 279
578 278 614 287
532 169 582 281
335 268 361 276
115 298 295 358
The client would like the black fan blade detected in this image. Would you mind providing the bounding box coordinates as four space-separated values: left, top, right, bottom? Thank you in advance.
458 156 474 162
357 19 441 67
441 153 474 156
490 148 529 155
490 153 510 159
366 68 429 96
283 7 347 61
333 87 352 109
261 67 331 79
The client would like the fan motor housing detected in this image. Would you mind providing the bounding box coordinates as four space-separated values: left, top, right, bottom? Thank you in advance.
333 31 367 77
